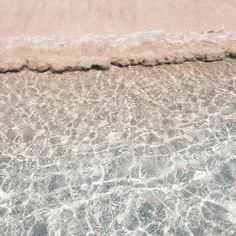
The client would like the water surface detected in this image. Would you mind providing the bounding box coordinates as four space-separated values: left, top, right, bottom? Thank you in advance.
0 60 236 235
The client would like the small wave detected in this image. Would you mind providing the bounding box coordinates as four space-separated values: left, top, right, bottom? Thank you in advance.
0 31 236 73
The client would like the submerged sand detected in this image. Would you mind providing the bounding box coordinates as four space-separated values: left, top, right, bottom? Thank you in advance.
0 60 235 235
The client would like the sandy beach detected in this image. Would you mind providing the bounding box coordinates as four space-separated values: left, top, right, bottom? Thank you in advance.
0 1 236 236
1 0 236 72
1 0 236 38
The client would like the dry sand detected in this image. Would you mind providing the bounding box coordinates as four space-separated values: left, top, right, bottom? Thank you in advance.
1 0 236 37
1 0 236 72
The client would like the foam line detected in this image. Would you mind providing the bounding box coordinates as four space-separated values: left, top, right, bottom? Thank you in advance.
1 31 236 73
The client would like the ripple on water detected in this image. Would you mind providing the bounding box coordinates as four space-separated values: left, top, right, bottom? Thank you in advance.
0 60 235 235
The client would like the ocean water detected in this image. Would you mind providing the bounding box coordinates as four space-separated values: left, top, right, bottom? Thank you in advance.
0 60 236 235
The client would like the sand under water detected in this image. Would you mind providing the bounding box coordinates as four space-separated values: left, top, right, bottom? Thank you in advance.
0 59 236 235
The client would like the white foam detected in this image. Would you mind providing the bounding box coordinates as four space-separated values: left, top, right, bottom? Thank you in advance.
0 31 236 72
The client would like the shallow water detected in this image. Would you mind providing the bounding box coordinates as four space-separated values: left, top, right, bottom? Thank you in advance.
0 60 236 235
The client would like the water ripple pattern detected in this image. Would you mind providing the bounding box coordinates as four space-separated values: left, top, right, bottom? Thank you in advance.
0 60 236 235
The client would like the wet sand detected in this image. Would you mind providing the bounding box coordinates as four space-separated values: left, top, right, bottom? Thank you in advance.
0 60 235 235
1 31 236 72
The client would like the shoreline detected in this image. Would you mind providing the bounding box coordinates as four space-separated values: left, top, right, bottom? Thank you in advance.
1 31 236 73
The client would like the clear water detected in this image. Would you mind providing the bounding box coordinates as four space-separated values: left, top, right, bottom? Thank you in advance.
0 60 236 235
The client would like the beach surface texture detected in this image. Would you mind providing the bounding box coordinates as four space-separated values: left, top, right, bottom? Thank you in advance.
0 1 236 236
1 0 236 72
